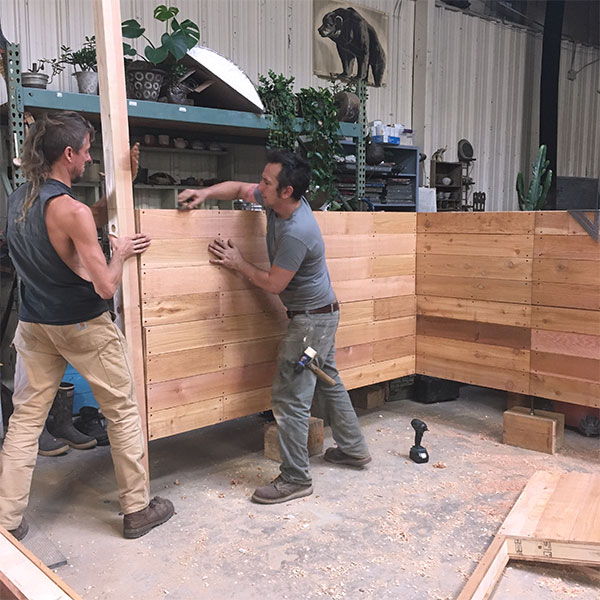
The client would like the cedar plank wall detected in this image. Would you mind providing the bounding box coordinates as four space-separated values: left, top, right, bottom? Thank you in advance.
530 212 600 407
416 212 599 408
138 210 416 440
416 212 535 394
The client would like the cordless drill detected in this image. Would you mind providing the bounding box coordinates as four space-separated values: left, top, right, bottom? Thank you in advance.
409 418 429 463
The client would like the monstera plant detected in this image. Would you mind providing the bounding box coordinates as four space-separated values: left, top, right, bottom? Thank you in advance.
121 4 200 101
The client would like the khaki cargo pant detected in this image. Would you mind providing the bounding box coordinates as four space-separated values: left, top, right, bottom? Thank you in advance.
0 312 148 529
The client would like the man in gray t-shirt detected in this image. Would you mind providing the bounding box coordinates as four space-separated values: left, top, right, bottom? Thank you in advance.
179 149 371 504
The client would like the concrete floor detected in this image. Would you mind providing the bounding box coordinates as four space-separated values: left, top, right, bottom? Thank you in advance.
9 386 600 599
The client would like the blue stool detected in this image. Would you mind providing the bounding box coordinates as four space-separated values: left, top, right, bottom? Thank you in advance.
62 364 100 414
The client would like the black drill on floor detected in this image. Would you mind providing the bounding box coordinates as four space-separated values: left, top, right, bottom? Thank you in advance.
409 418 429 463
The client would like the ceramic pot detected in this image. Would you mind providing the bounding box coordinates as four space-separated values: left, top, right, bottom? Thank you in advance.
334 91 360 123
74 71 99 95
125 62 167 102
22 72 49 89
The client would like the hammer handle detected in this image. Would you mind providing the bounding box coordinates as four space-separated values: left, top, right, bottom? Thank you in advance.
308 362 336 387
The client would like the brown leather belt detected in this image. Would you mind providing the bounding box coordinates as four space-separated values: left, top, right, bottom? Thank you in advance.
287 302 339 319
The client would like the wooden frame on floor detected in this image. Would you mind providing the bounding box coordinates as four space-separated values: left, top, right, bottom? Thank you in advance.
458 471 600 599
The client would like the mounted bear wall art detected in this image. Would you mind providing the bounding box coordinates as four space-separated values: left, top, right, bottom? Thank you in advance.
314 0 388 87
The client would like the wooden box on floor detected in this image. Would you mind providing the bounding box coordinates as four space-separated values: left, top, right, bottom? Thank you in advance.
503 406 565 454
350 382 389 409
264 417 324 462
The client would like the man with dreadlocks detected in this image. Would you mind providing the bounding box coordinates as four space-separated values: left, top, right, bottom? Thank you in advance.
0 111 174 540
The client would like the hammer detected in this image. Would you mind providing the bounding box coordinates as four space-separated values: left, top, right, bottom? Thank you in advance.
294 347 336 387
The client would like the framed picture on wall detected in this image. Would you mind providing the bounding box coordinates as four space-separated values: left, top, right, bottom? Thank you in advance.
313 0 388 87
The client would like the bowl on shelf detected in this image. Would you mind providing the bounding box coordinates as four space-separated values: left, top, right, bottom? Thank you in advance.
441 176 452 185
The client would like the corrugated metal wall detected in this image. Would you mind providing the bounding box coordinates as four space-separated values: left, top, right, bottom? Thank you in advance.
1 0 598 212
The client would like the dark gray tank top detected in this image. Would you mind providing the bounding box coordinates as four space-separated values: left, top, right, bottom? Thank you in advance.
6 179 108 325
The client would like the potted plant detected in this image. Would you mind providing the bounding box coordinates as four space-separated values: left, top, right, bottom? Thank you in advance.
257 71 348 210
121 4 200 102
59 36 98 94
22 59 64 89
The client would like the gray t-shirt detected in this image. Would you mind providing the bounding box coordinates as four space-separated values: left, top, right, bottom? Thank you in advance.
254 187 336 311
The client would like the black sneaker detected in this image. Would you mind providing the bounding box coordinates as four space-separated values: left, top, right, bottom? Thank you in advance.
74 406 109 446
8 518 29 541
251 476 313 505
324 447 372 467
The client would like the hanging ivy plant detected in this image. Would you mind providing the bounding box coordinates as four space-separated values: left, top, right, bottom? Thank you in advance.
257 70 297 151
296 85 343 208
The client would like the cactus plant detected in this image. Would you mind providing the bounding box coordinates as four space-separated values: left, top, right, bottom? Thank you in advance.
516 144 553 210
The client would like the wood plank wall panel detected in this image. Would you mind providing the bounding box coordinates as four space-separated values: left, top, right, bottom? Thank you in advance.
530 213 600 408
416 212 535 394
416 211 599 409
138 210 416 439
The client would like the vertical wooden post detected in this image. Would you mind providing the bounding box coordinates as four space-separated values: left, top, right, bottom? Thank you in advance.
93 0 149 478
412 0 435 183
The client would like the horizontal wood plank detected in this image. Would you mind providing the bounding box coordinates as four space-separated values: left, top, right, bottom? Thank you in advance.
534 234 600 261
534 258 598 285
145 312 289 355
535 211 591 235
372 233 416 256
334 276 415 303
328 256 372 281
417 296 531 327
373 336 415 362
148 397 223 439
314 212 373 235
219 289 286 317
223 387 272 421
417 355 529 394
531 351 600 382
418 212 535 234
335 342 374 370
223 337 282 369
417 274 531 304
142 265 259 297
146 345 224 384
418 233 532 257
418 335 529 372
374 295 417 321
148 363 277 411
142 292 220 326
417 315 531 349
532 306 600 336
371 254 415 277
341 356 415 390
533 282 600 310
372 212 416 234
323 234 376 258
339 300 375 326
138 209 267 239
531 330 600 360
530 373 600 408
418 254 531 280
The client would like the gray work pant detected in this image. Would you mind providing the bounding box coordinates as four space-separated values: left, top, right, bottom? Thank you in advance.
271 311 370 485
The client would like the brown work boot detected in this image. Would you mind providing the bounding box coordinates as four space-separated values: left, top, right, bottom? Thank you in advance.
324 447 372 467
123 497 174 539
252 475 313 505
8 518 29 542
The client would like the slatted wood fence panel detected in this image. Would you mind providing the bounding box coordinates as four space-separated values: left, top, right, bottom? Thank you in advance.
138 210 416 439
416 212 535 394
530 212 600 408
416 211 599 409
